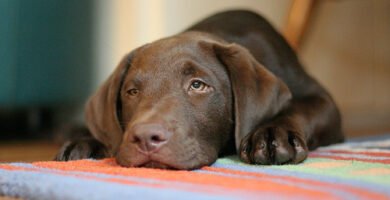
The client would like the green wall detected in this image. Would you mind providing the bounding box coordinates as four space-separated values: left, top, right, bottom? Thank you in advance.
0 0 94 108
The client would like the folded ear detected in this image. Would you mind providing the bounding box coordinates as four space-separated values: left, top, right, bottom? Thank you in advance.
209 42 292 149
85 54 132 155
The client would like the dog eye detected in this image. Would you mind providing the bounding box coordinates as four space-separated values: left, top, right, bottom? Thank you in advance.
126 89 139 96
189 80 210 92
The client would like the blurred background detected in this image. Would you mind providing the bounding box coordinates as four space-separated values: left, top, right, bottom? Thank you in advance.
0 0 389 161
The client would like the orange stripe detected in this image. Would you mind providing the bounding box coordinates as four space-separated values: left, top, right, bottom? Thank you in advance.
319 149 390 157
0 164 27 171
31 159 334 199
309 154 390 164
203 166 388 200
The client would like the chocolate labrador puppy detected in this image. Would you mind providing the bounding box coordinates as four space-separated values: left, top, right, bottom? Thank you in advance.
55 10 344 169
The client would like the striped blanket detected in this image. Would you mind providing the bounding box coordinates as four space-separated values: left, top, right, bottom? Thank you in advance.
1 134 390 200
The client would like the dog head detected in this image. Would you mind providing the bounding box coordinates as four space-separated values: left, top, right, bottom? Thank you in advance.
85 32 291 169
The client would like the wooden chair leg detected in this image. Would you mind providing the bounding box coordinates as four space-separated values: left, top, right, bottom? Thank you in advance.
284 0 315 50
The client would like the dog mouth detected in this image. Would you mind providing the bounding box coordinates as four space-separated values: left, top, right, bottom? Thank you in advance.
115 148 181 169
115 144 211 170
139 161 176 169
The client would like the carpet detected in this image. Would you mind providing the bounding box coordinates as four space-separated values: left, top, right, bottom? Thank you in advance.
1 134 390 200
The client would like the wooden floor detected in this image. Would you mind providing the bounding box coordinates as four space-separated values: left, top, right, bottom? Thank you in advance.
0 197 20 200
0 140 60 162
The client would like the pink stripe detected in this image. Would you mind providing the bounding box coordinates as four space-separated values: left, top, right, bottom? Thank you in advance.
309 153 390 164
319 149 390 157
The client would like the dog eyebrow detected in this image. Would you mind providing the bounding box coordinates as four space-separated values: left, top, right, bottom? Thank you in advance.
181 59 207 76
182 65 196 76
181 60 217 86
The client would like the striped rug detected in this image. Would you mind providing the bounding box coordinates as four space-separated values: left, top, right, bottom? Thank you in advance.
1 134 390 200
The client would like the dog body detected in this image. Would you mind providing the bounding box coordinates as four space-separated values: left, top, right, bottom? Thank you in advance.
56 10 344 169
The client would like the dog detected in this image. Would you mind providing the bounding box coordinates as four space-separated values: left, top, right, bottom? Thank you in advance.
55 10 344 169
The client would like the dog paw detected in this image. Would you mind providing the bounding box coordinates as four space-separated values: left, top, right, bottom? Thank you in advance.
239 125 308 165
54 138 109 161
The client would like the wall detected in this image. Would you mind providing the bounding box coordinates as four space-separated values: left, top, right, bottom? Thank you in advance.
0 0 94 108
92 0 292 86
300 0 390 135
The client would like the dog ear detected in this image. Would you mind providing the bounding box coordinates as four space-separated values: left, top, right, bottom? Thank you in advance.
85 53 132 155
208 42 292 150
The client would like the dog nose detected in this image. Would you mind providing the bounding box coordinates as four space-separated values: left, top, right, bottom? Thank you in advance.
130 124 170 152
